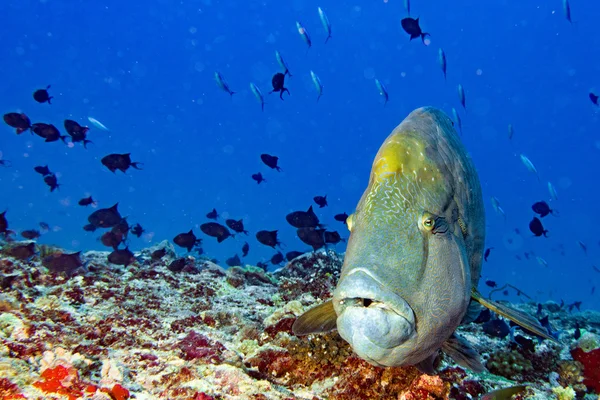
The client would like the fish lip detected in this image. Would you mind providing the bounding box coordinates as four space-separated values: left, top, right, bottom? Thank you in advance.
333 269 415 326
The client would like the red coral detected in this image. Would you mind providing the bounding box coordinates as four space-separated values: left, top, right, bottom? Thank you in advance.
193 393 215 400
0 378 26 399
176 331 225 363
33 365 83 400
264 316 296 338
571 347 600 393
110 383 130 400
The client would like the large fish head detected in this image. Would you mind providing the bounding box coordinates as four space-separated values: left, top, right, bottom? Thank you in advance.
333 109 472 368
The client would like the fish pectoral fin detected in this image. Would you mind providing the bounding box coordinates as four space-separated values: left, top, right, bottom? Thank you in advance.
413 352 439 375
471 289 558 343
291 300 337 336
441 333 486 373
460 299 483 324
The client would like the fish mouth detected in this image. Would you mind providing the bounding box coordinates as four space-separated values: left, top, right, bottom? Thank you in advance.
333 269 415 363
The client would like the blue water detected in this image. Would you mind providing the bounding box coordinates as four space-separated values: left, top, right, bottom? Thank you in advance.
1 0 598 310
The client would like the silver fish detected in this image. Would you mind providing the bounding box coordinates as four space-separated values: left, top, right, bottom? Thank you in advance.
490 196 506 220
249 83 265 111
536 256 548 268
374 79 388 106
452 107 462 134
293 107 554 374
310 71 323 102
520 154 540 181
214 72 235 97
548 181 558 200
438 48 446 80
87 117 109 131
275 51 292 77
296 21 312 52
457 83 466 110
318 7 332 43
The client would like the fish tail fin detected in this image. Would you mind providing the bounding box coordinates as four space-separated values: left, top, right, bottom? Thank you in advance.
325 35 331 44
421 32 430 43
131 162 143 170
441 333 486 373
230 91 236 97
60 135 69 144
472 289 558 342
83 139 93 149
48 97 53 104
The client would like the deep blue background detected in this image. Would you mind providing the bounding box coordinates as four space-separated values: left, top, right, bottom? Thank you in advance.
1 0 598 310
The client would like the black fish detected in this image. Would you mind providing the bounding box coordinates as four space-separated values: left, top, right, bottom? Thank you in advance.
260 154 281 171
574 322 581 340
43 252 84 274
34 165 52 176
21 230 41 240
513 335 536 352
485 280 497 288
168 258 188 272
324 230 344 244
173 229 201 251
529 217 548 237
590 92 599 106
314 195 328 208
334 212 349 224
111 218 129 239
297 227 326 251
130 223 145 238
226 219 249 235
484 247 493 262
286 250 303 261
43 174 60 192
400 17 430 43
242 242 249 257
531 201 555 218
226 254 242 267
33 85 53 104
474 308 491 324
0 211 9 236
256 230 281 248
31 123 68 143
539 315 560 340
269 72 290 100
151 248 167 260
64 119 92 148
101 231 124 250
78 196 96 206
88 203 122 228
4 243 36 260
482 318 511 338
3 112 31 134
206 208 219 220
83 223 97 232
252 172 266 184
256 261 269 271
101 153 142 173
200 222 232 243
567 301 582 312
271 252 284 265
108 248 135 266
286 206 320 228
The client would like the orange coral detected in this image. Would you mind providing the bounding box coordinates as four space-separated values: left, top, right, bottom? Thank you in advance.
33 365 82 400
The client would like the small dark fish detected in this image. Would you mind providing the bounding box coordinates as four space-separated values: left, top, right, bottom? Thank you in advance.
3 112 31 134
101 153 142 173
226 219 249 235
100 231 124 250
286 206 320 228
313 195 328 208
400 17 430 44
83 223 97 232
151 248 167 261
286 250 304 261
31 123 68 143
484 247 493 262
256 261 269 272
578 240 587 255
226 254 242 267
168 258 188 272
34 165 52 176
130 223 145 238
43 252 84 274
0 211 9 236
539 315 560 340
270 252 284 265
88 203 122 228
252 172 266 184
43 174 60 192
590 92 599 106
269 73 290 100
513 334 536 352
297 227 326 251
242 242 249 257
4 242 36 260
482 318 511 338
0 159 11 167
173 229 201 251
206 208 219 220
474 308 491 324
485 280 497 288
21 229 41 240
334 212 349 224
256 230 281 249
324 230 344 244
531 201 555 218
200 222 232 243
529 217 548 237
260 154 281 171
33 85 53 104
78 196 97 206
567 301 582 312
108 247 135 267
574 322 581 340
64 119 92 148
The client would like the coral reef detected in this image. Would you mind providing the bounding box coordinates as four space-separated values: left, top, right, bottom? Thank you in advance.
0 243 599 399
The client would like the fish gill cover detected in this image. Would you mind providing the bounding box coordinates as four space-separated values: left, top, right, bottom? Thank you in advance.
0 0 600 399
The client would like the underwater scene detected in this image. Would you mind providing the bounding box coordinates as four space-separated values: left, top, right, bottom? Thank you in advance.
1 0 600 399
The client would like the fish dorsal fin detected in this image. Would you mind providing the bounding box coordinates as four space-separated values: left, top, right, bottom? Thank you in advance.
441 333 486 373
111 203 119 210
292 300 337 336
307 205 313 213
188 229 193 234
472 289 557 342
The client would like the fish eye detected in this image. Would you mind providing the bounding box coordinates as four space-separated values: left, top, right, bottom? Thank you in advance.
422 213 435 230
